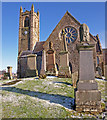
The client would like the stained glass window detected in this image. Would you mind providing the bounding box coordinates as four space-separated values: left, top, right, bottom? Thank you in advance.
62 26 78 43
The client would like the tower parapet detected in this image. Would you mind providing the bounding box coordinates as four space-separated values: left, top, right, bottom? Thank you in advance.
18 4 40 55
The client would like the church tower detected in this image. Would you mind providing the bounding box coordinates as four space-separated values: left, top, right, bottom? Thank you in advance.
18 4 39 56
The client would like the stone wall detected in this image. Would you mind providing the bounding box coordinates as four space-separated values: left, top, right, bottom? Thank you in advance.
18 54 37 78
104 65 107 79
19 57 27 78
103 48 107 78
43 12 96 75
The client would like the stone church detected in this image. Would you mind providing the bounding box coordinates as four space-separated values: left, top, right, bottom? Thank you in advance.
17 4 104 79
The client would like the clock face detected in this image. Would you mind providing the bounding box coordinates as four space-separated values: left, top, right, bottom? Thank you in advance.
24 31 28 35
62 26 78 43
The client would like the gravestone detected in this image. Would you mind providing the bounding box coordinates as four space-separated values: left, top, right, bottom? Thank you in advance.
40 50 46 75
58 29 71 78
105 65 107 79
7 66 12 79
46 42 57 76
96 66 102 78
75 24 101 112
72 71 78 88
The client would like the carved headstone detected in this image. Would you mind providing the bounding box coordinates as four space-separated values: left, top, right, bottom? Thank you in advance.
61 29 68 51
7 66 12 79
75 24 101 112
72 71 78 88
80 23 90 43
96 66 102 78
58 29 71 78
75 45 101 112
46 42 57 76
105 65 107 79
40 50 46 75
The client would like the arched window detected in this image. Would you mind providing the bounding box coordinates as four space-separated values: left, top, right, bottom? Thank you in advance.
97 56 99 65
24 17 29 27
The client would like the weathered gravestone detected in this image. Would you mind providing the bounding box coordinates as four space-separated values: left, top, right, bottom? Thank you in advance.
96 66 102 78
58 29 71 78
46 42 57 76
40 50 46 76
7 66 12 79
72 71 78 88
75 23 101 112
105 65 107 80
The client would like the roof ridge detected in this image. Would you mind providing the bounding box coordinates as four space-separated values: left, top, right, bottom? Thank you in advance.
66 11 81 25
43 11 97 47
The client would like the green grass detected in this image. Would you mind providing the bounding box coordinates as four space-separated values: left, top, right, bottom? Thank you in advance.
96 79 107 100
1 77 106 118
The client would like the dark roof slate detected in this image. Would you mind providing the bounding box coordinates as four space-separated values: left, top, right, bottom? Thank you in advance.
20 50 32 57
33 41 45 53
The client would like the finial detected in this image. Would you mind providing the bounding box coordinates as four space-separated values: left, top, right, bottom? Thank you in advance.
37 10 39 16
31 4 34 12
20 6 23 13
96 34 99 41
96 34 99 38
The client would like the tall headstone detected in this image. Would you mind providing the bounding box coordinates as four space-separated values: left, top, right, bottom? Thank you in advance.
58 29 71 78
75 24 101 112
7 66 12 79
46 42 57 76
40 50 46 75
72 71 78 88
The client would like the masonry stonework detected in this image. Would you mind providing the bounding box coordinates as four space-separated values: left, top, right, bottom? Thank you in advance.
17 5 104 81
103 48 107 79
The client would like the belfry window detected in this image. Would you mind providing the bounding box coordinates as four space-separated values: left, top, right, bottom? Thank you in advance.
24 17 29 27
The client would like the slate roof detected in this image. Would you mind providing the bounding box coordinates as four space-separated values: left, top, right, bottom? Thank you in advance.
33 41 45 53
20 50 33 57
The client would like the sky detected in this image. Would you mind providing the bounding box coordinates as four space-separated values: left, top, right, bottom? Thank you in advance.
1 2 105 73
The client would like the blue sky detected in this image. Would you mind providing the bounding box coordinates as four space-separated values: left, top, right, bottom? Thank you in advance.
1 2 105 72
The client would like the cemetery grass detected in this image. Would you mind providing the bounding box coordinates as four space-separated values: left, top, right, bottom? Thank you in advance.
1 77 106 118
